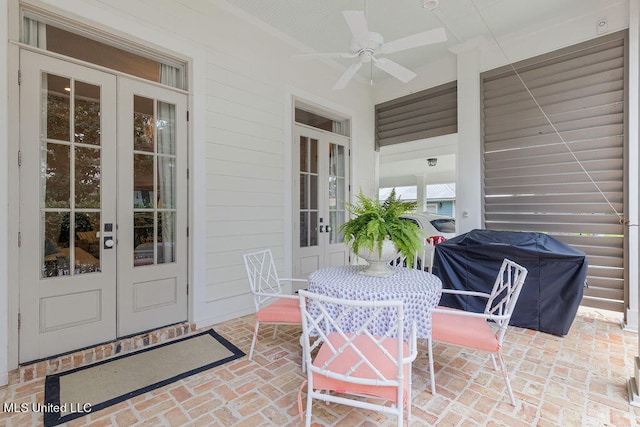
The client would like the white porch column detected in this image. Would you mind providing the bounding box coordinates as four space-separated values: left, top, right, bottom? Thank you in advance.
415 174 426 212
627 0 640 407
451 40 483 233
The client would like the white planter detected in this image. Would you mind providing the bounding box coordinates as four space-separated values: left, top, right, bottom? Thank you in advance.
357 239 399 277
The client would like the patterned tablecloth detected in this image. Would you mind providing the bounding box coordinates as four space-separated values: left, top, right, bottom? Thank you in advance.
307 265 443 339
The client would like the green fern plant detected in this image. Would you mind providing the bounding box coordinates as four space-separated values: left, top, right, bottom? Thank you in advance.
339 189 425 268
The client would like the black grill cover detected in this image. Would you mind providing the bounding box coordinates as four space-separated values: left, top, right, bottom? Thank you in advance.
432 229 587 336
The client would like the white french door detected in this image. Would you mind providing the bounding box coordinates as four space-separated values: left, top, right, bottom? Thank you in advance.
293 125 350 279
116 78 187 336
18 50 187 363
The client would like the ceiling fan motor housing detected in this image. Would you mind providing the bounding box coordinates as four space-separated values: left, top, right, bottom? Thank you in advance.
350 31 384 62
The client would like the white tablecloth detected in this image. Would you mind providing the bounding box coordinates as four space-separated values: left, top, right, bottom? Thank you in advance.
307 265 442 339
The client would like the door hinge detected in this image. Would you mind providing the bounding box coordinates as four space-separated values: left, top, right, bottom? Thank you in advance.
187 168 189 179
18 231 21 248
186 110 189 121
17 70 21 86
18 313 21 330
186 226 189 237
18 150 22 167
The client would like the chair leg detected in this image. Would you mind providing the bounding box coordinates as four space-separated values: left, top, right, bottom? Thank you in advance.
305 388 313 427
272 324 279 339
299 335 306 374
406 369 412 426
497 351 516 406
249 320 260 360
490 353 499 371
428 337 436 395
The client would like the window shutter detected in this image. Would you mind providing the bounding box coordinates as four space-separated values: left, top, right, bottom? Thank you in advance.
375 81 457 150
481 31 627 312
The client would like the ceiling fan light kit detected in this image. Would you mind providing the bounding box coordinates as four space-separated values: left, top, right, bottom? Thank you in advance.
293 9 447 90
422 0 440 11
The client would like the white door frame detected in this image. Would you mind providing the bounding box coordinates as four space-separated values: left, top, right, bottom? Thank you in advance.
16 48 190 363
285 92 356 281
292 124 351 277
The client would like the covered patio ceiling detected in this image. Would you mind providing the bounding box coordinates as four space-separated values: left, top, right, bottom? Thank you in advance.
219 0 623 188
220 0 620 86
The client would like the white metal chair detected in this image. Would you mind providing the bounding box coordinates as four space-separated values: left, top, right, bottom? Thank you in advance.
389 241 434 272
297 289 418 427
243 249 308 361
431 258 528 405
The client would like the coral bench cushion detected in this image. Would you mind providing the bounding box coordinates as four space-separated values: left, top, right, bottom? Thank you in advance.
256 298 301 323
311 332 409 404
432 308 500 352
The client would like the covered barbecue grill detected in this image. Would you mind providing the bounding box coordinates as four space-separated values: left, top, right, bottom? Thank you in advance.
432 229 587 336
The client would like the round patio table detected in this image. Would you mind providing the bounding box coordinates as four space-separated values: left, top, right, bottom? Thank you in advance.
307 265 442 339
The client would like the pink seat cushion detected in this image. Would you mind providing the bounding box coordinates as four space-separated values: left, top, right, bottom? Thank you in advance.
311 332 409 404
256 298 301 323
432 308 500 352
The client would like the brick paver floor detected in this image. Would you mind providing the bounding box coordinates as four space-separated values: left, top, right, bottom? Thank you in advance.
1 307 639 426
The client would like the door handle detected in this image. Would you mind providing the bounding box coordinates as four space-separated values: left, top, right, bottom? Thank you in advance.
104 237 115 249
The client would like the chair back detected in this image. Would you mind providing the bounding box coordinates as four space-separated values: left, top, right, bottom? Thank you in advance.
243 249 284 311
413 242 434 272
298 289 413 397
389 241 433 272
484 258 528 338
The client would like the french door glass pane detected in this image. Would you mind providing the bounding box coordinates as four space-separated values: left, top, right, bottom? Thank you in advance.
44 143 70 208
310 139 318 173
46 75 70 141
74 81 101 145
134 212 154 266
158 212 175 263
133 153 154 208
329 143 346 244
73 212 101 274
158 157 175 209
41 73 101 277
310 211 318 246
300 137 308 172
133 96 154 152
300 212 308 247
43 212 69 277
299 174 308 210
75 146 101 208
157 102 176 155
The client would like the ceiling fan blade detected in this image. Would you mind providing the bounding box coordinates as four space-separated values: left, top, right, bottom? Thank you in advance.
380 27 447 54
333 62 362 90
342 10 370 49
292 52 358 61
372 57 416 83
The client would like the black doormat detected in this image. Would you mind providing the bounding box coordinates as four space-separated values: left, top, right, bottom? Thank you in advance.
43 329 244 426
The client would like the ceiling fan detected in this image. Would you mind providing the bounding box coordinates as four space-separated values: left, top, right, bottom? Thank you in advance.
293 10 447 90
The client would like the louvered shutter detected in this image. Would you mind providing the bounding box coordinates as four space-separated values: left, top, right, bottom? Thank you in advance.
375 81 457 149
481 31 627 312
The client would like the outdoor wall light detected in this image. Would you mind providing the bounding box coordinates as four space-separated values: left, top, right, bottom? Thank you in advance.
427 158 438 167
